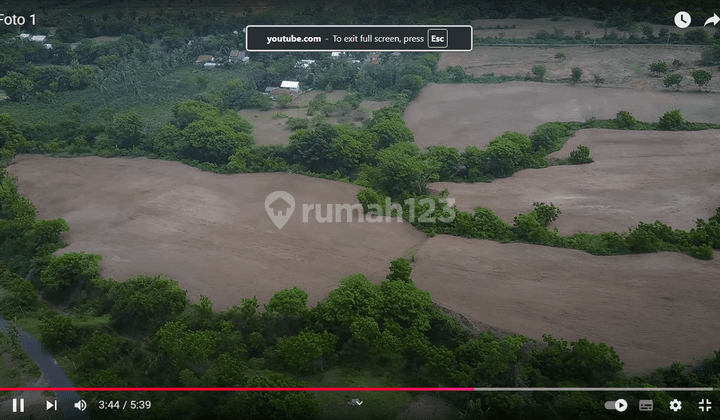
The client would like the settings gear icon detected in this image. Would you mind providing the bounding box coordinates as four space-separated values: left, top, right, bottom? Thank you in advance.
669 399 682 412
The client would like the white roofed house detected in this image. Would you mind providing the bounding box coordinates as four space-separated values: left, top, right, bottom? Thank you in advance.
296 59 315 69
280 80 300 92
30 35 47 43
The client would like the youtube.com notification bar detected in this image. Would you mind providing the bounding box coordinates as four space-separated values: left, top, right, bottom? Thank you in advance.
245 25 473 52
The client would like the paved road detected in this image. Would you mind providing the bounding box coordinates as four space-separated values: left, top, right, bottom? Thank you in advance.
0 314 90 420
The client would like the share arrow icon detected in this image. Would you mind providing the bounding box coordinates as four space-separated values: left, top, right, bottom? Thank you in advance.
705 13 719 26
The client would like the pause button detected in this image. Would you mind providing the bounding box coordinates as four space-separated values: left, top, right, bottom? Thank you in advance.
13 398 25 412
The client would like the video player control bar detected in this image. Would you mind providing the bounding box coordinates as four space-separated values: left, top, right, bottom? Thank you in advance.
245 25 473 52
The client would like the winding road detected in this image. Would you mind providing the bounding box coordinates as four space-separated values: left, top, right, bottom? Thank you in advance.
0 314 90 420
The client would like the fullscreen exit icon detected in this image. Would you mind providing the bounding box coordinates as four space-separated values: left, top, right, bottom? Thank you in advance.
699 399 712 412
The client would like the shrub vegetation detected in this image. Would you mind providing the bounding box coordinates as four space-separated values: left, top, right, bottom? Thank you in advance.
649 61 668 75
662 72 683 90
532 64 547 80
571 67 583 83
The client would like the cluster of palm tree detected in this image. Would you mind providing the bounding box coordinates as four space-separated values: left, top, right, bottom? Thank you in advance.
90 47 191 97
89 33 244 98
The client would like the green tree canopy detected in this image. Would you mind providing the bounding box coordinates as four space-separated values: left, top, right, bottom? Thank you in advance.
223 78 272 110
0 266 38 318
370 115 415 149
379 278 433 331
274 329 338 372
529 335 624 387
112 111 144 149
147 124 183 160
484 134 529 177
426 145 460 181
314 274 382 327
203 352 247 387
386 257 412 282
691 69 712 90
0 71 34 101
0 114 25 150
181 118 254 164
39 315 77 350
373 142 439 197
265 287 309 319
102 274 188 334
153 321 218 369
40 251 101 291
218 372 320 420
173 100 222 130
350 316 381 344
288 124 376 176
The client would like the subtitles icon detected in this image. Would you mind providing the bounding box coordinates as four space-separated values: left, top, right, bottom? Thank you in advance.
639 400 653 411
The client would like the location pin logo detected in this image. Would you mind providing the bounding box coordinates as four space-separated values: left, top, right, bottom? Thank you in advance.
265 191 295 229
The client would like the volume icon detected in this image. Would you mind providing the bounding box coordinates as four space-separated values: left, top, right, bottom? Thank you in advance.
74 399 87 411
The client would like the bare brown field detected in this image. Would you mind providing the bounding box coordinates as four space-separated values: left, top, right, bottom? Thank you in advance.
239 90 391 146
438 45 720 92
412 235 720 373
431 128 720 235
404 82 720 150
470 17 718 40
7 155 426 310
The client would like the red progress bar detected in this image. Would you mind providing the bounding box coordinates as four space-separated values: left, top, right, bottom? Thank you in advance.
0 387 475 392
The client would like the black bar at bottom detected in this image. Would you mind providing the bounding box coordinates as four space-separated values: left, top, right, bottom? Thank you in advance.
246 25 473 52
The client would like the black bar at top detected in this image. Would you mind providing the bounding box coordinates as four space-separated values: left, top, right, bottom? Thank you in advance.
245 25 473 52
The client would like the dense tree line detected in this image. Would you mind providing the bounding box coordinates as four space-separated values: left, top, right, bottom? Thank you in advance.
4 0 718 42
476 26 720 46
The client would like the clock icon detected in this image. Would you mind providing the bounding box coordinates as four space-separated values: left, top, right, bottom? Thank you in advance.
674 11 691 28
